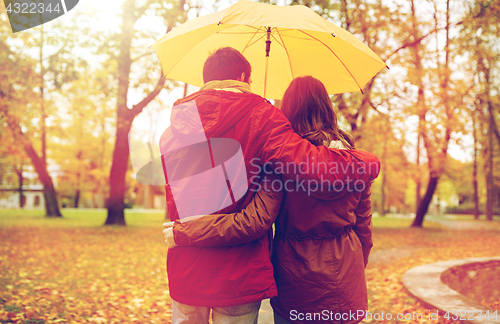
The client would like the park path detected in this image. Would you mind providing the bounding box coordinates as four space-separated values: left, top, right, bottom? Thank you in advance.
369 216 498 264
427 218 496 230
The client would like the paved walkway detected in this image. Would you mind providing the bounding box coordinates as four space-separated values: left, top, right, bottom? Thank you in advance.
427 217 498 230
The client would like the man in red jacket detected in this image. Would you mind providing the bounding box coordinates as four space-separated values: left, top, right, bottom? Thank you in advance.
160 47 380 324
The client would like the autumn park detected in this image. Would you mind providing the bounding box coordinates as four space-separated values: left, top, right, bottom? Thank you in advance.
1 0 499 323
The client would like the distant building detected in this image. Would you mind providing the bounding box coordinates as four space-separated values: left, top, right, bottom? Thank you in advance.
133 183 166 209
0 172 45 209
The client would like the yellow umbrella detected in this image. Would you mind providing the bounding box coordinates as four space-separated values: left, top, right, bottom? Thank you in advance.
152 1 387 99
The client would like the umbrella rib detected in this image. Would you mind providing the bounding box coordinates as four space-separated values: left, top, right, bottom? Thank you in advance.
217 31 268 35
242 26 267 54
244 33 267 50
275 28 294 80
270 30 285 49
298 30 364 93
218 24 262 35
243 28 285 50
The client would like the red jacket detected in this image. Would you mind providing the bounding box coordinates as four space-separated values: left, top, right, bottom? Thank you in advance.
160 89 379 307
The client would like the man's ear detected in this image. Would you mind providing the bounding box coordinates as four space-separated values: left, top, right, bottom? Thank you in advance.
237 72 245 82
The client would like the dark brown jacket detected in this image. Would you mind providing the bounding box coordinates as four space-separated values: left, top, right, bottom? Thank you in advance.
173 171 372 323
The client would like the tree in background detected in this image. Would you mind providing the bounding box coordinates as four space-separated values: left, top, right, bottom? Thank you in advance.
52 68 115 208
2 0 498 222
0 18 61 216
104 0 190 225
280 0 410 217
459 0 500 220
411 0 455 227
1 4 88 216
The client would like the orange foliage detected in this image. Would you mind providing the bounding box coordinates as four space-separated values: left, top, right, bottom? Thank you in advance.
1 222 499 323
365 227 500 323
0 227 171 323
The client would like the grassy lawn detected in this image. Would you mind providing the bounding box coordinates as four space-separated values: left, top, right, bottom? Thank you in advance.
0 209 166 228
0 210 499 323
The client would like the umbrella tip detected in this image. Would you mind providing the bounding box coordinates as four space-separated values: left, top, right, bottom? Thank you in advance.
331 33 336 37
217 21 221 25
386 65 390 70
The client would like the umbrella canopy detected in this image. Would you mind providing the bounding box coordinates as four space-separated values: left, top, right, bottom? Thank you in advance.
152 1 387 99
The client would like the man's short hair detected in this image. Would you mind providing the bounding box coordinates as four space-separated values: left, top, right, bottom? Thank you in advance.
203 47 252 83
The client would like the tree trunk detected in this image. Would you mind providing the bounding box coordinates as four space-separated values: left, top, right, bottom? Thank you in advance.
40 25 47 172
472 107 480 219
415 133 421 210
475 36 496 221
23 140 62 217
410 0 425 217
411 0 452 227
104 0 135 226
74 189 80 208
4 116 62 217
16 163 24 208
105 118 132 225
412 173 439 227
33 24 61 216
381 138 387 216
486 115 494 221
487 92 500 151
75 150 82 208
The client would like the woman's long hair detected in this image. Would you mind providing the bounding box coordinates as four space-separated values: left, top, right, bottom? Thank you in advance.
281 76 355 149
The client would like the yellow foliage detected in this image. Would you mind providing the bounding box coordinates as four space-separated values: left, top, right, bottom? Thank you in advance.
1 215 499 323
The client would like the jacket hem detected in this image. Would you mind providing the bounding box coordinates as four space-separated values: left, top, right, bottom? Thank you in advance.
170 287 277 308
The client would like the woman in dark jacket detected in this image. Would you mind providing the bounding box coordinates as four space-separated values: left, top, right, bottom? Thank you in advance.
165 76 373 324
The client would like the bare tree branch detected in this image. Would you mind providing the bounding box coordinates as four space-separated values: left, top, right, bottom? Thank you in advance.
128 70 166 119
131 51 155 62
488 101 500 148
369 101 388 117
384 26 441 61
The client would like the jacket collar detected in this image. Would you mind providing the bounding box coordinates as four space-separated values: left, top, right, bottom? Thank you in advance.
200 80 252 94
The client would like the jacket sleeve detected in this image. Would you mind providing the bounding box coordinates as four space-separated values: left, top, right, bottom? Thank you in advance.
173 173 284 247
252 103 380 199
353 183 373 267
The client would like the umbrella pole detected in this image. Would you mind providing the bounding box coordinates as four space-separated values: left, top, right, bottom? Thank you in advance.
264 58 269 98
263 27 271 98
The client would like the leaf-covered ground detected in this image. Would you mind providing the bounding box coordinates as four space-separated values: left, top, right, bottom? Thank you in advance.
364 216 500 323
0 210 171 324
0 211 499 323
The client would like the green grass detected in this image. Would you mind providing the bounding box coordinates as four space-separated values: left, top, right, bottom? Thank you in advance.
0 209 459 230
0 209 166 228
4 209 499 234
